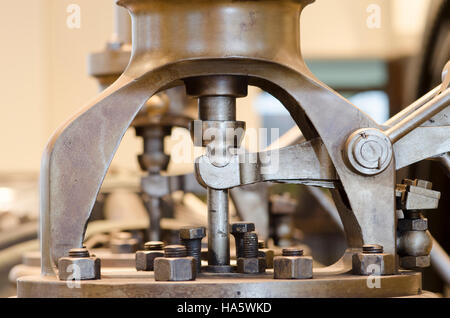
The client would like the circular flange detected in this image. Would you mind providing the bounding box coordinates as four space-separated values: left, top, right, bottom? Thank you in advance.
17 271 422 298
345 128 393 175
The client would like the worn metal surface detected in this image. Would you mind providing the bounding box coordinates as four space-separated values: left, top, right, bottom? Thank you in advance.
196 138 337 189
352 253 396 276
17 271 422 298
41 0 400 276
154 257 196 282
274 256 313 279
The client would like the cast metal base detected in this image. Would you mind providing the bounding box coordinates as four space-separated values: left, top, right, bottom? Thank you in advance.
17 270 422 298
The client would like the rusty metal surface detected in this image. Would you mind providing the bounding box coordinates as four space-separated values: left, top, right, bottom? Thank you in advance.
17 271 422 298
40 0 398 277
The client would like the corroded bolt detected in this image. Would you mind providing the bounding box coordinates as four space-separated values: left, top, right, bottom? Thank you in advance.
180 226 206 273
352 244 395 276
237 232 266 274
58 247 101 281
258 240 275 269
273 247 312 279
154 245 196 281
230 222 255 259
243 232 259 258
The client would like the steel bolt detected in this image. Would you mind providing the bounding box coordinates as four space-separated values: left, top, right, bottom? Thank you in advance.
154 245 196 281
230 222 255 259
136 241 165 271
243 232 259 258
180 226 206 273
58 247 101 281
273 247 312 279
362 244 383 254
69 247 90 258
258 240 275 269
144 241 164 251
164 245 188 258
282 248 304 257
237 232 266 274
352 244 395 276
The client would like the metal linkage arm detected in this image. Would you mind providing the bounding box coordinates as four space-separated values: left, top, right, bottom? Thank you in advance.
195 138 337 190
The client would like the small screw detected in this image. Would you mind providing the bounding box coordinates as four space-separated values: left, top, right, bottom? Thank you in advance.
230 222 255 258
282 248 303 257
362 244 383 254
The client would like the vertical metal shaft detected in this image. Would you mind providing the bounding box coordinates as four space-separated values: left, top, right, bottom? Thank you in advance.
207 188 230 266
145 196 162 241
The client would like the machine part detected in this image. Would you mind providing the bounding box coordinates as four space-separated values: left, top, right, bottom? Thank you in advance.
398 218 428 232
39 0 402 276
230 222 255 259
135 241 165 271
180 226 206 273
401 255 431 269
154 245 196 281
258 240 274 269
110 232 139 254
273 248 313 279
237 233 266 274
397 231 433 258
195 138 337 190
57 248 101 281
236 257 266 274
17 272 422 298
186 76 248 272
396 179 441 211
352 245 395 276
344 128 393 176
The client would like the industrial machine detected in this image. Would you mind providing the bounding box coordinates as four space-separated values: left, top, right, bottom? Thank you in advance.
14 0 449 298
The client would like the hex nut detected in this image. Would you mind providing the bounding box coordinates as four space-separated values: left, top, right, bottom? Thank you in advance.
398 218 428 231
179 227 206 240
258 249 274 269
230 222 255 234
352 252 395 276
400 255 431 269
154 257 196 281
58 256 101 281
273 256 312 279
135 250 164 271
237 257 266 274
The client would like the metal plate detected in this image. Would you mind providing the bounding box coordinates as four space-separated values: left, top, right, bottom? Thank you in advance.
17 271 421 298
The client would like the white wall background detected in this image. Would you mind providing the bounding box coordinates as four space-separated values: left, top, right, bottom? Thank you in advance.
0 0 431 174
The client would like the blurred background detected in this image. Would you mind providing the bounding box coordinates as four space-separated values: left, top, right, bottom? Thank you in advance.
0 0 448 297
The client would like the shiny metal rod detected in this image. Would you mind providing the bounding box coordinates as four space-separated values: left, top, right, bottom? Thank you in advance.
385 89 449 143
207 188 230 266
